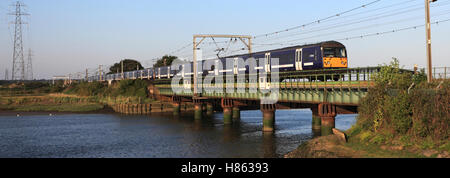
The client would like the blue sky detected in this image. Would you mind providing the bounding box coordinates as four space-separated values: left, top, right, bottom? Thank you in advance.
0 0 449 79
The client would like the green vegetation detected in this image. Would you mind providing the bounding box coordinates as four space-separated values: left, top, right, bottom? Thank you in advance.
107 79 149 98
0 94 104 112
0 81 60 96
108 59 144 74
0 77 153 113
64 79 149 100
64 82 107 97
153 55 178 68
348 58 449 155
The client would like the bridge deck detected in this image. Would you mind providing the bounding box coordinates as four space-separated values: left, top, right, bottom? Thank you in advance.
91 67 413 105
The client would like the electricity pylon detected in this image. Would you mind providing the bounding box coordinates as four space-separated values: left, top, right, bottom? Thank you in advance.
9 1 29 81
26 49 33 80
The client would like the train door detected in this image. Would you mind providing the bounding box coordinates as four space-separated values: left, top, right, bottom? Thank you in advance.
167 66 171 78
158 68 161 79
295 49 303 71
151 69 155 79
181 65 185 78
265 53 271 73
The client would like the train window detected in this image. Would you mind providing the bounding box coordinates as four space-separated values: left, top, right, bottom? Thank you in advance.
324 48 346 58
340 49 347 57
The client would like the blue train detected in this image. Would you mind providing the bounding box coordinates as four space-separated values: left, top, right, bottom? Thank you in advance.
98 41 348 82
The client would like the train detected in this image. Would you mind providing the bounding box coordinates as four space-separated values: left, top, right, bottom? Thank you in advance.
96 41 348 82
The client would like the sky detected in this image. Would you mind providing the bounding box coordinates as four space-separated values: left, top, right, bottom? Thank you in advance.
0 0 449 79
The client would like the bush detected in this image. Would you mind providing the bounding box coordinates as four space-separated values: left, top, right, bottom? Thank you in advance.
370 135 386 145
388 91 412 134
110 79 148 98
360 131 373 143
65 82 107 97
356 58 449 148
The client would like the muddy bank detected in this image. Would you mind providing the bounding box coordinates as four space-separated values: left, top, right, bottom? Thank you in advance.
0 103 195 116
0 106 114 116
285 134 450 158
285 135 363 158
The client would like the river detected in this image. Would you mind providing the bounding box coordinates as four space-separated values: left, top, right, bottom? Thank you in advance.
0 110 356 158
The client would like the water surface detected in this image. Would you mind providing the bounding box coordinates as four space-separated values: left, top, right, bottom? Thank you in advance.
0 110 356 158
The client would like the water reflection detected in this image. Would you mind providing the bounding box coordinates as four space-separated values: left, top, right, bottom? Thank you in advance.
0 110 356 158
312 127 322 138
223 122 242 142
262 132 277 158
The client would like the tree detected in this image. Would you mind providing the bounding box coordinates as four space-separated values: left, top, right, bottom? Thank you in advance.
108 59 144 74
153 55 178 68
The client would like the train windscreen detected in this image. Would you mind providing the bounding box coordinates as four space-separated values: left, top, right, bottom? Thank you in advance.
323 48 346 58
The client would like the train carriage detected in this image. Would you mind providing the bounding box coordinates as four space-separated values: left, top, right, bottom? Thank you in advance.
90 41 347 86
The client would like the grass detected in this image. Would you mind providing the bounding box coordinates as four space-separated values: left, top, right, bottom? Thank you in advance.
0 94 105 112
345 137 426 158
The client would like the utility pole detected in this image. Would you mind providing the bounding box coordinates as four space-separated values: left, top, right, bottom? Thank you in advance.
99 65 102 81
9 1 29 81
26 49 33 80
121 60 124 79
85 69 88 81
425 0 437 82
5 69 9 80
193 34 252 96
193 36 197 96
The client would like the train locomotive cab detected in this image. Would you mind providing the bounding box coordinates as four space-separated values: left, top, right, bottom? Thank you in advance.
321 41 348 69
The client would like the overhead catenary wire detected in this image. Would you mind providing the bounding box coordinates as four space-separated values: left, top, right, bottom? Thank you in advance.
71 0 450 78
161 1 391 64
247 18 450 52
254 1 450 44
253 0 382 39
252 9 450 46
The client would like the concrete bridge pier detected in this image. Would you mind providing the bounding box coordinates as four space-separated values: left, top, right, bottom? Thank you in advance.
172 103 181 116
171 96 182 116
232 106 240 121
318 103 337 136
194 103 203 120
261 104 276 132
221 98 234 125
311 106 322 137
206 103 214 116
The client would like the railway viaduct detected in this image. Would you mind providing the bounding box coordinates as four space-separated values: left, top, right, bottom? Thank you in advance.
98 67 401 136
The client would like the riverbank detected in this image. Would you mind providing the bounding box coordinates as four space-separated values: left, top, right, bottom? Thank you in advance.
0 93 194 114
0 94 106 113
286 61 448 158
285 131 450 158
